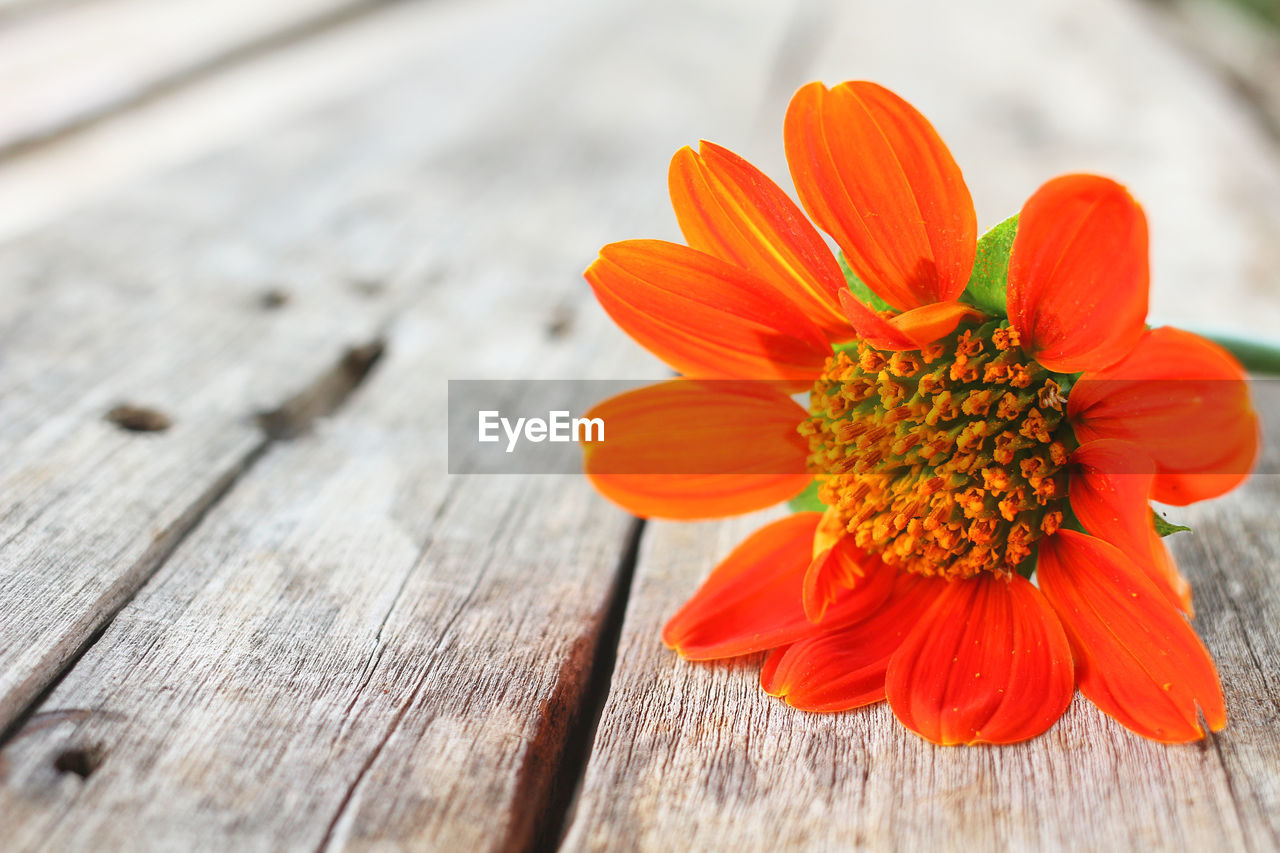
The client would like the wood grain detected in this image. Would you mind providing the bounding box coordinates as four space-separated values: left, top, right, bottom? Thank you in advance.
0 0 480 242
565 0 1280 849
0 0 1275 848
0 0 797 849
0 0 620 744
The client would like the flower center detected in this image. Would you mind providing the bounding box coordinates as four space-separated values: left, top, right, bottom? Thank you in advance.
803 321 1073 580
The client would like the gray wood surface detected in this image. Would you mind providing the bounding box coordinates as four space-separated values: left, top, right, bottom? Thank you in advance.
0 0 788 849
564 0 1280 850
0 0 501 242
0 0 630 744
0 0 1275 850
0 0 387 158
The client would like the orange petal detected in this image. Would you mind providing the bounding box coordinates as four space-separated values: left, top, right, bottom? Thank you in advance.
1068 440 1190 614
840 290 984 351
585 239 831 389
1037 530 1225 742
583 379 811 519
762 572 944 711
1068 327 1260 504
802 534 867 622
784 81 976 311
885 574 1074 745
810 503 846 555
663 514 897 660
669 142 850 341
1007 175 1148 373
589 475 808 522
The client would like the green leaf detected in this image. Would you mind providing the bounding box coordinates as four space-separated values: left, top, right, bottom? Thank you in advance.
788 479 825 513
959 214 1017 316
1195 331 1280 375
838 252 892 312
1151 509 1191 537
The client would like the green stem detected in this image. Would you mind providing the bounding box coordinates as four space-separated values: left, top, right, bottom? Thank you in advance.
1198 332 1280 375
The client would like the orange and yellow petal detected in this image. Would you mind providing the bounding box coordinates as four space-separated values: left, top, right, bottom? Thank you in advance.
590 475 808 523
1068 326 1260 505
784 81 976 312
802 532 867 623
839 291 984 351
1037 530 1225 742
762 572 944 711
1007 175 1148 374
582 379 811 520
663 514 896 660
884 573 1074 745
585 239 831 389
669 141 850 341
1067 439 1192 614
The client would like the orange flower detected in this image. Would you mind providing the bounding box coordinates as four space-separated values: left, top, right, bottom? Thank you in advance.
582 81 1260 745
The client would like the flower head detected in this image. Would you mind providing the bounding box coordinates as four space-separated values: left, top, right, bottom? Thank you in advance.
582 81 1260 745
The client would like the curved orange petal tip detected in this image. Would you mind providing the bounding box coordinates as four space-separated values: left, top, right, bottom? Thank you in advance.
662 514 895 660
585 239 831 390
1037 530 1225 742
839 290 984 351
583 379 811 520
763 572 944 712
885 573 1074 745
1068 326 1260 505
802 535 866 623
784 81 976 312
1068 439 1190 614
1008 174 1148 373
810 504 846 556
669 141 850 342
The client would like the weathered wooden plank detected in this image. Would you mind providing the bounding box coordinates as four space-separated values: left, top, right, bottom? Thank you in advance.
0 0 477 242
0 0 387 159
0 0 798 849
0 0 623 740
565 0 1280 849
0 340 638 851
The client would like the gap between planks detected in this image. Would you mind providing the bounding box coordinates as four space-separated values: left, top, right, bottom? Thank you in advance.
562 0 1280 850
0 0 795 849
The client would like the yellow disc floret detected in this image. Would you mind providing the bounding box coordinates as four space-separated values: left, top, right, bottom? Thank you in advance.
803 320 1072 580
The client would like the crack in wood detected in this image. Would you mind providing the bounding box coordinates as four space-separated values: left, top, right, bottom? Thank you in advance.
328 493 449 750
311 548 484 853
256 340 386 441
534 519 645 853
1185 529 1280 850
0 335 388 751
1207 728 1262 848
311 518 647 853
